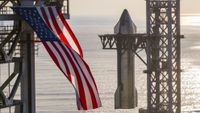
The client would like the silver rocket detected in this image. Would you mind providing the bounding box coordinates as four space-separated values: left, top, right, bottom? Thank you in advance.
114 9 138 109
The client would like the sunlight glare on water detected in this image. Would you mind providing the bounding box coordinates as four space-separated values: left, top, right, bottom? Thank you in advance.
181 14 200 26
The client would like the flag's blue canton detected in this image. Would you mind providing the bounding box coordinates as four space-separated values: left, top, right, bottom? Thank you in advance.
12 7 59 42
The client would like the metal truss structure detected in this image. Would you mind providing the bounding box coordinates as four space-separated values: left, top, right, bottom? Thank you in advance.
99 34 146 50
146 0 182 113
100 0 183 113
0 1 22 110
99 33 148 65
0 0 70 113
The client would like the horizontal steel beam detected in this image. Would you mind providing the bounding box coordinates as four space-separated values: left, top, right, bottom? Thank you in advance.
99 34 147 50
0 57 22 64
0 100 21 109
0 14 20 20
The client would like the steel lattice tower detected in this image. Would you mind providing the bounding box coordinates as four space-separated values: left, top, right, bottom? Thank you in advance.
146 0 181 113
0 0 70 113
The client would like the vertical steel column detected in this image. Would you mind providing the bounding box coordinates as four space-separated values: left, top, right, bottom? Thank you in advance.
67 0 70 17
146 1 151 113
176 0 181 112
167 1 173 113
146 0 181 113
20 1 35 113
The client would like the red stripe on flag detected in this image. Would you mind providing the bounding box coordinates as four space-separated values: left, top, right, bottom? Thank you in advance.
41 8 97 109
60 43 98 108
43 42 60 69
41 7 52 29
37 6 101 110
71 48 101 106
56 8 83 57
71 49 100 96
50 42 72 81
66 46 98 108
48 7 72 48
41 8 73 81
83 59 99 91
55 42 88 109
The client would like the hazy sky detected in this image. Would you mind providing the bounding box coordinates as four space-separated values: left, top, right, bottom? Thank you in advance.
70 0 200 18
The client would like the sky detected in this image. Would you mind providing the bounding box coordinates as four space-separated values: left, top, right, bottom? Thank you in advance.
70 0 200 18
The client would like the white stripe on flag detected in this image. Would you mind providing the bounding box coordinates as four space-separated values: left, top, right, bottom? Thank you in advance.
70 47 101 106
59 43 93 109
54 42 78 88
51 7 80 55
46 42 67 75
43 7 58 36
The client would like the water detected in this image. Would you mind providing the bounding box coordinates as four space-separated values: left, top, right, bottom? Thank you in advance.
36 15 200 113
1 15 200 113
35 15 200 113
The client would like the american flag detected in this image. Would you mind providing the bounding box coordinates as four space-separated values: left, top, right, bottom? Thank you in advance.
12 6 101 110
38 6 83 57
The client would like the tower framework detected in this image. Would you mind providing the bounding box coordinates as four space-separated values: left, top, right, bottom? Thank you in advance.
0 0 70 113
146 0 181 113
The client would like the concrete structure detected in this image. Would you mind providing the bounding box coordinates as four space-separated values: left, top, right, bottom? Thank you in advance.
114 9 137 109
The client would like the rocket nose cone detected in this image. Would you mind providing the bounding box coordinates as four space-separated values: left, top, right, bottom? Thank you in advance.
119 9 136 27
122 9 129 17
114 9 137 34
120 9 131 21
